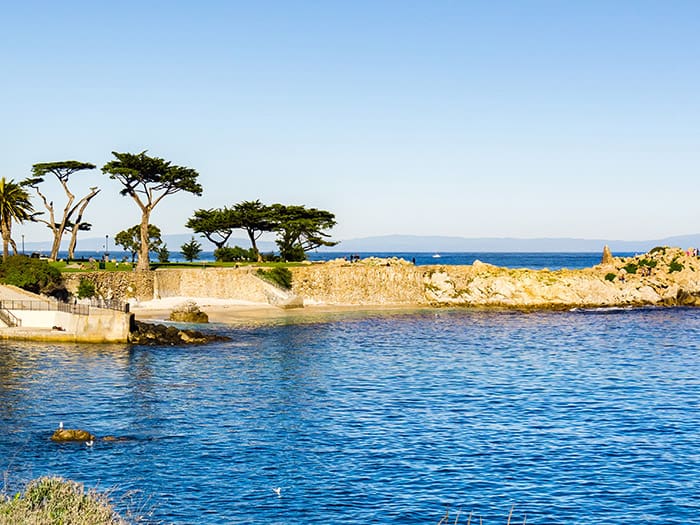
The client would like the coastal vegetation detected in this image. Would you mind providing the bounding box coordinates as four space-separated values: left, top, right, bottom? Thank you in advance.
25 161 100 261
0 177 34 261
114 224 164 264
187 200 337 262
102 151 203 271
0 476 133 525
256 267 293 290
180 237 202 261
0 255 66 299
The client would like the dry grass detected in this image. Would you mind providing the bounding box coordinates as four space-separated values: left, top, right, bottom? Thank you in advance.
0 476 137 525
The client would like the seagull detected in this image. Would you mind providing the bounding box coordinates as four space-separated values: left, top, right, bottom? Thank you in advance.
272 487 281 498
59 422 63 430
85 440 94 447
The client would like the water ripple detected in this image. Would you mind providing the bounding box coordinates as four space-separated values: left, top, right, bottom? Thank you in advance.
1 308 700 523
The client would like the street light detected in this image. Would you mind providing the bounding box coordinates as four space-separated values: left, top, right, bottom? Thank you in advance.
21 234 24 255
105 234 109 261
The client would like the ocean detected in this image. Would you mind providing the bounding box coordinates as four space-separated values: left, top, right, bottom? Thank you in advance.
60 250 637 269
1 254 697 524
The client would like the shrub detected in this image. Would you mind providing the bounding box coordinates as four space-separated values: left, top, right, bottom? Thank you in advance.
623 262 638 274
0 476 128 524
669 259 684 273
180 237 202 262
156 245 170 263
77 278 96 299
0 256 67 299
649 246 668 254
214 246 255 262
638 258 657 268
604 273 616 282
256 267 292 290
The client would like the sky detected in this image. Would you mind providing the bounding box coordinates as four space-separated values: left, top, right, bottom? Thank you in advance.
2 0 699 247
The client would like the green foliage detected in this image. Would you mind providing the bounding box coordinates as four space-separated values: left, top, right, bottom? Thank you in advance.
0 177 35 260
0 476 129 524
156 244 170 263
270 204 337 261
233 200 276 260
114 224 163 263
649 246 668 254
102 150 202 270
77 278 96 299
256 267 293 290
0 256 67 299
638 258 657 268
214 245 256 262
186 207 238 249
604 272 616 282
25 161 99 260
180 237 202 262
623 262 638 274
669 259 684 273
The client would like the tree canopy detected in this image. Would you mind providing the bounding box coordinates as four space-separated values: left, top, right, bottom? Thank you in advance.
186 207 238 249
232 200 276 262
114 224 163 264
102 151 201 270
0 177 35 261
270 204 337 261
25 161 99 260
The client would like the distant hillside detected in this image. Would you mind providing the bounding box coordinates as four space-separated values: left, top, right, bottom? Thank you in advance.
321 234 700 253
20 232 700 254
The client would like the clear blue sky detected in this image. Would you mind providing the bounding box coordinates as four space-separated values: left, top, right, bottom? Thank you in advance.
3 0 699 246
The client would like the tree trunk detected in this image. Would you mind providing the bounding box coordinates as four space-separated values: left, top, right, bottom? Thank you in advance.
10 238 18 255
247 230 262 262
1 219 11 262
137 210 151 271
67 187 100 260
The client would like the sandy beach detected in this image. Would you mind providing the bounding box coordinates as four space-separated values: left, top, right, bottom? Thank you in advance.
129 296 425 324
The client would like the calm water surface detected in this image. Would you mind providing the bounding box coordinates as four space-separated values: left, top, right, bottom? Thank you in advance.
1 307 700 524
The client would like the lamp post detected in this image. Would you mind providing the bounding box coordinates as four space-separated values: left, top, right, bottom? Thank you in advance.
21 234 24 255
104 234 109 261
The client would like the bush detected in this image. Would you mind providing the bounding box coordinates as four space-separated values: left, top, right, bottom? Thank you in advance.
638 258 657 268
605 273 616 282
256 267 293 290
214 246 255 262
649 246 668 254
0 476 128 524
77 278 96 299
623 262 638 274
669 259 684 273
0 256 67 299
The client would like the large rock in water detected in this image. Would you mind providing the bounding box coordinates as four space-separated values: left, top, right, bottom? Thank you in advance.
169 310 209 323
51 429 95 442
128 320 229 345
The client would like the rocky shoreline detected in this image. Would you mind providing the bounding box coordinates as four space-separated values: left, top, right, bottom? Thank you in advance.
66 247 700 320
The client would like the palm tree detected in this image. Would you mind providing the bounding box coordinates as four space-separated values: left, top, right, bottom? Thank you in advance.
0 177 34 261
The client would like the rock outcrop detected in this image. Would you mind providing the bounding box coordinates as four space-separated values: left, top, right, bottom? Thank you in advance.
128 321 229 345
51 429 95 442
169 300 209 323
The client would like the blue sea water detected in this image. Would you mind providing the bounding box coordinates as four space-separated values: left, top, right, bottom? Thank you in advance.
63 250 635 269
2 303 700 524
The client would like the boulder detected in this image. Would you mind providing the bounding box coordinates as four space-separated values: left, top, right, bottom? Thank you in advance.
169 310 209 323
51 429 95 442
128 320 229 346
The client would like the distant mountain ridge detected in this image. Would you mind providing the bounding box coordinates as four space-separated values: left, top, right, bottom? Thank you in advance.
20 233 700 253
320 234 700 253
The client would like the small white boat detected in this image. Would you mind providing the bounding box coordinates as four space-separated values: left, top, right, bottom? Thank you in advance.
432 253 441 258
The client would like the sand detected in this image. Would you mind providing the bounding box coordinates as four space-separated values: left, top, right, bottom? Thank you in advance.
129 296 424 324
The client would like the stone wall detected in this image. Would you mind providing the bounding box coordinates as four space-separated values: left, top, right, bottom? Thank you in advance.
63 271 155 302
62 247 700 310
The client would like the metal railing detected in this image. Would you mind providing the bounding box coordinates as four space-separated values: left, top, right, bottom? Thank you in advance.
0 300 90 316
0 307 21 327
86 297 130 313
